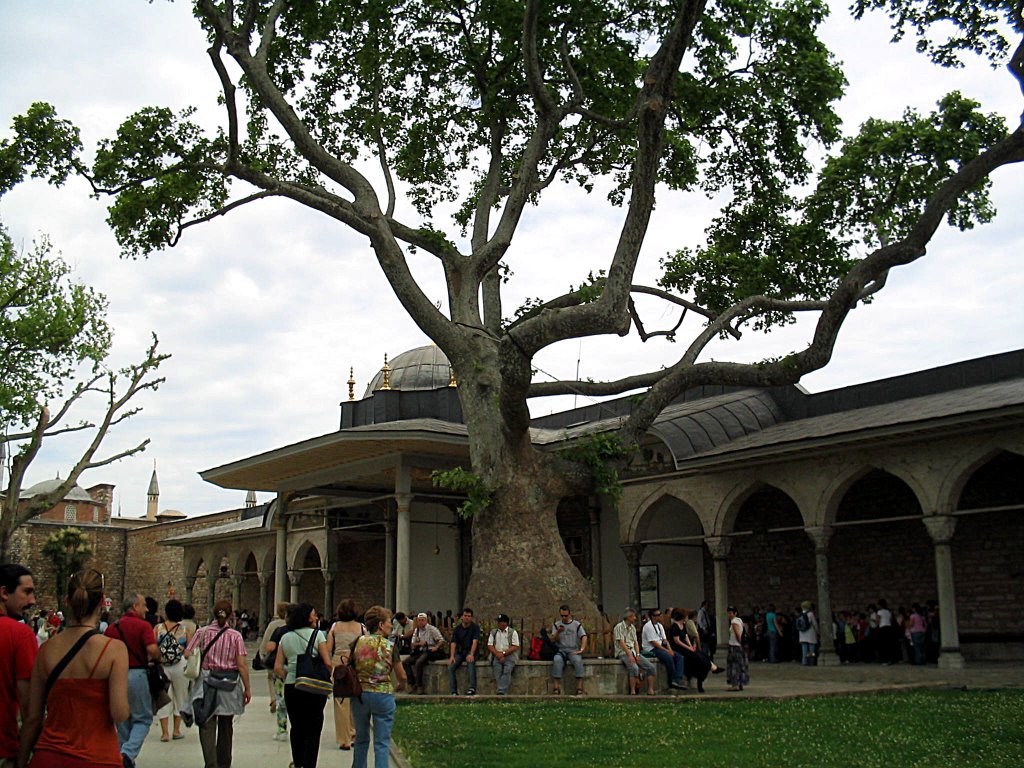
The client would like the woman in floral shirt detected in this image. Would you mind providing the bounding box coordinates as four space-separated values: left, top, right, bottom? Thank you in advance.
351 606 407 768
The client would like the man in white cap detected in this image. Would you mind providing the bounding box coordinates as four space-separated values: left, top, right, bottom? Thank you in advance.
401 613 445 694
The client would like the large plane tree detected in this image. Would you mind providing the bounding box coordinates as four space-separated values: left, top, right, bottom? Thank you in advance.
2 0 1021 618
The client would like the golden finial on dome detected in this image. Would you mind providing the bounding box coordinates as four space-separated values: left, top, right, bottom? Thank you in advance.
347 367 356 401
448 365 458 387
380 354 392 390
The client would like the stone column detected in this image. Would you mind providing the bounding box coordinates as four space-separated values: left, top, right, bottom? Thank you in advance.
620 543 644 611
258 573 270 633
383 507 396 609
922 514 965 669
207 581 217 623
322 568 336 619
184 576 196 606
274 495 290 606
230 576 243 613
288 571 302 604
589 505 604 606
805 525 837 666
705 536 732 646
395 493 412 612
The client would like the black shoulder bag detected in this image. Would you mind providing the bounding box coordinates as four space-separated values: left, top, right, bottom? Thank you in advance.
114 621 171 706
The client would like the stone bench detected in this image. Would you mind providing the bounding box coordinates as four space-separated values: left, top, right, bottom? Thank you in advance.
413 657 671 696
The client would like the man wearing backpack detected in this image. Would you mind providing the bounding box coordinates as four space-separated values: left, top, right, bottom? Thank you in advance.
486 614 520 695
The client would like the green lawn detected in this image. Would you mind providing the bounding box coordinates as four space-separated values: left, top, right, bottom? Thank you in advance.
392 690 1024 767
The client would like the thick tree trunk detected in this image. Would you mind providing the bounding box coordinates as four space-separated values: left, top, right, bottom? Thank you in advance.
464 457 598 622
454 358 598 623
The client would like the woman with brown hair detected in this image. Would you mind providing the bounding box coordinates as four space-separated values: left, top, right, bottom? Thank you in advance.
327 599 365 751
156 598 193 742
17 569 129 768
183 600 251 768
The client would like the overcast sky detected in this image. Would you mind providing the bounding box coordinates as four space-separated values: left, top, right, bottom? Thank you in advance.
1 1 1021 518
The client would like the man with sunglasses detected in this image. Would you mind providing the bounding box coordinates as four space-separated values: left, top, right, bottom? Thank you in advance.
550 605 587 695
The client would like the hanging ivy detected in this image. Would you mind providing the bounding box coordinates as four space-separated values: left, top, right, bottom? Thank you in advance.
559 432 630 505
431 467 491 519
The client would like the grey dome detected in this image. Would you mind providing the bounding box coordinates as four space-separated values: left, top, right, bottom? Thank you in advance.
21 478 95 503
364 344 452 397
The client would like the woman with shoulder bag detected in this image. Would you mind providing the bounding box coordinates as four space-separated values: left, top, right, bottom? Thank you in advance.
328 599 365 751
273 603 331 768
351 605 407 768
183 600 251 768
156 599 193 742
17 569 129 768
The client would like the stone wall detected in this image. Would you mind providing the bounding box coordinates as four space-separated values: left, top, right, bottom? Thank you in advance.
124 510 242 610
8 520 128 611
419 658 671 696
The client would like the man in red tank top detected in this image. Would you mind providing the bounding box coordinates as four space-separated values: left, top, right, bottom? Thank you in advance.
0 563 38 768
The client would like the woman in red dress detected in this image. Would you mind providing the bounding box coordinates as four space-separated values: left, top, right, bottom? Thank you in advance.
17 569 129 768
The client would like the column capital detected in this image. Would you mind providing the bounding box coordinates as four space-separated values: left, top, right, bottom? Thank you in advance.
288 571 303 586
230 575 244 587
923 514 957 544
704 536 732 560
620 543 644 566
395 493 413 510
805 525 834 554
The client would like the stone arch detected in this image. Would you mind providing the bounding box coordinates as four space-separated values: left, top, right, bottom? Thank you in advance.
293 542 326 612
948 449 1024 640
626 486 705 543
632 493 706 611
828 467 933 615
727 483 814 615
290 538 323 573
822 463 928 527
715 478 805 536
941 446 1024 514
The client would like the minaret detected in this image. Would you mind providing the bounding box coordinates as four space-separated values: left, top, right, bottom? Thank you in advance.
245 490 257 508
146 463 159 521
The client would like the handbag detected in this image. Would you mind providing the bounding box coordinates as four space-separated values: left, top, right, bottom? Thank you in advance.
294 628 332 696
332 640 363 699
114 622 171 702
184 650 201 680
206 669 240 690
252 650 265 671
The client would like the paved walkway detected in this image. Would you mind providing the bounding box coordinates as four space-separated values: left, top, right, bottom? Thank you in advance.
132 661 1023 768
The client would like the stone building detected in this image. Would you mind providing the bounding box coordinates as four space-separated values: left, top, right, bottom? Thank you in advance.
167 345 1023 666
6 467 249 615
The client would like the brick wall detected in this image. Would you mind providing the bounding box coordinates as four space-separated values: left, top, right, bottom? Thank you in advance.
8 521 128 611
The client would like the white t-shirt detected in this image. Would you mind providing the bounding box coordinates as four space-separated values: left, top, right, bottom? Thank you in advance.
877 608 893 628
641 620 667 652
729 616 744 647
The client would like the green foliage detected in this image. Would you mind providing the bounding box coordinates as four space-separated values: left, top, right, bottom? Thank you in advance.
559 432 629 504
0 223 112 426
41 527 93 607
0 102 83 195
92 106 229 258
660 92 1006 327
394 690 1024 767
853 0 1021 68
431 466 491 518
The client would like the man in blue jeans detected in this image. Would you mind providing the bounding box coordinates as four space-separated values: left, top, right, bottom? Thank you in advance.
642 608 686 690
106 592 160 768
447 608 480 695
550 605 588 695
